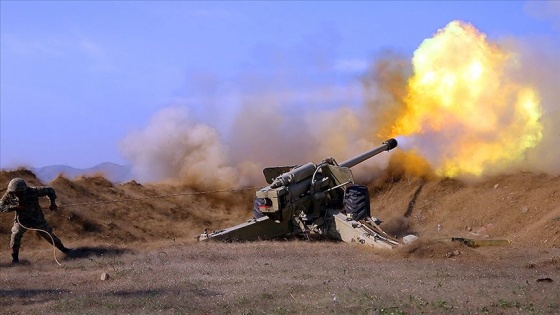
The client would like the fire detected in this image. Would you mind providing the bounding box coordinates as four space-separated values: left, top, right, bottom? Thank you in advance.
389 21 543 177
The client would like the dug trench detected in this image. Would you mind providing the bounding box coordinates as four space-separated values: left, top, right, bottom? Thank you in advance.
0 168 559 314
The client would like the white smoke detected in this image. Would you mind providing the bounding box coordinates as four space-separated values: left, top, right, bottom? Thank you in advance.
120 107 242 190
502 36 560 174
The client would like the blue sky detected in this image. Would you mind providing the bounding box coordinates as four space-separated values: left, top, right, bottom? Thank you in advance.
1 1 559 170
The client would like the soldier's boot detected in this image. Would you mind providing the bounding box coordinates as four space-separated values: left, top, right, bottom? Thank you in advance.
11 248 19 264
57 244 71 254
52 237 71 254
57 243 73 256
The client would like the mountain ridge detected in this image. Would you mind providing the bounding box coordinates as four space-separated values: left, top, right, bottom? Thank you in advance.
28 162 133 183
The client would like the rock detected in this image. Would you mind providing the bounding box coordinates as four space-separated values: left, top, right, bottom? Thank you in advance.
494 184 499 189
403 234 419 244
521 207 529 213
100 272 110 281
536 278 553 283
447 250 461 257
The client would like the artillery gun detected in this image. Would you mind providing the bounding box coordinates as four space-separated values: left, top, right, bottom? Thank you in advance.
199 138 400 249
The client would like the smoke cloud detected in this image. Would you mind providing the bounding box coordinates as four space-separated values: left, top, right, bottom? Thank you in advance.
120 107 241 190
503 36 560 175
121 20 560 188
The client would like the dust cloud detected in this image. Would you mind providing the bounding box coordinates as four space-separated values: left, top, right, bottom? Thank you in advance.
120 107 240 190
503 36 560 175
121 21 560 188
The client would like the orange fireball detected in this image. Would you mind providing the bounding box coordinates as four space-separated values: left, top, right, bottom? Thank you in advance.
390 21 543 177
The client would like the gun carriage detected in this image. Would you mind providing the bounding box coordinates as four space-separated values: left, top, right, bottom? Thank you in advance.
199 138 400 249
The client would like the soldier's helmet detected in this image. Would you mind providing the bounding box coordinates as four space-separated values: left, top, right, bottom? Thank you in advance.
7 178 28 193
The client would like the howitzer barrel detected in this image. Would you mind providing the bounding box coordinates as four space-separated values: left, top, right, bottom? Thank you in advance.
339 138 398 168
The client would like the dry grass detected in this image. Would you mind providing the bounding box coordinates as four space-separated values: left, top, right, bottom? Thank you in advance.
1 240 559 314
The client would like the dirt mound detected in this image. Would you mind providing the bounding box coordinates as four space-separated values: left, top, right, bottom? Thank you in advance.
1 168 559 250
1 169 254 248
370 172 560 248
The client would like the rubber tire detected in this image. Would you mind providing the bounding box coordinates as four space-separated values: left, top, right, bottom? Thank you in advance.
343 185 370 221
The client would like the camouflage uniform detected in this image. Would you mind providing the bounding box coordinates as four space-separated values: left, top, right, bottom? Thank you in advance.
0 178 69 263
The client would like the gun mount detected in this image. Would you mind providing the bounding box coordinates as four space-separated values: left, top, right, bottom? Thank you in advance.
198 138 400 249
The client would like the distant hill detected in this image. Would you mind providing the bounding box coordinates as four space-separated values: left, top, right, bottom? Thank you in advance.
31 162 133 183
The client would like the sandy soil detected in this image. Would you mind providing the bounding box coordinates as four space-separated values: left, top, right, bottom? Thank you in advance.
0 169 559 314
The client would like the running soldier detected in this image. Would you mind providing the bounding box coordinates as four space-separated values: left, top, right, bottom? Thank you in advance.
0 177 71 264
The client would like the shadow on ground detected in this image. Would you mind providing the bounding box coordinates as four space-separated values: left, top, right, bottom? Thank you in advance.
0 288 70 298
0 260 31 268
64 246 133 260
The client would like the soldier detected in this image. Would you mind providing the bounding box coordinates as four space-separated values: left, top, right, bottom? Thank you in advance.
0 177 71 264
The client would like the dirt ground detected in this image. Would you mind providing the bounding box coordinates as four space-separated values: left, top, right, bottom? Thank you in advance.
0 168 559 314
